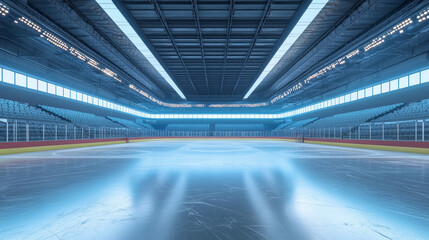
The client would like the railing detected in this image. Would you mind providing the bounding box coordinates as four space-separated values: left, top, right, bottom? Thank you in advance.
0 119 145 142
283 119 428 141
0 119 428 142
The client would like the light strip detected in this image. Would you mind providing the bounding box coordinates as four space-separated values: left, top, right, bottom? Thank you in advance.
95 0 186 99
2 65 428 120
243 0 329 99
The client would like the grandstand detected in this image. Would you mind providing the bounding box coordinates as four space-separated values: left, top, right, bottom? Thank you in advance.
376 99 429 122
0 98 63 123
281 118 319 129
39 105 122 128
106 116 147 129
305 104 402 128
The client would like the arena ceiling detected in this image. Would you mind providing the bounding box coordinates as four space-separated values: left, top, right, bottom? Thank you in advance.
0 0 426 112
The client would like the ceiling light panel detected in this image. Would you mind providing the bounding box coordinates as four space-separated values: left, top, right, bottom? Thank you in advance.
95 0 186 99
243 0 329 99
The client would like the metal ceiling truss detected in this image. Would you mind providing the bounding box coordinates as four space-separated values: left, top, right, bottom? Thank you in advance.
231 0 275 95
150 0 198 94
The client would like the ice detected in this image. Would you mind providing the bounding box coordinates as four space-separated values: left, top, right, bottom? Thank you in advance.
0 140 428 239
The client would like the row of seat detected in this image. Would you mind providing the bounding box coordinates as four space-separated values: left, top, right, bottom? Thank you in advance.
305 104 401 129
39 105 122 128
107 116 150 129
0 98 63 123
376 99 429 122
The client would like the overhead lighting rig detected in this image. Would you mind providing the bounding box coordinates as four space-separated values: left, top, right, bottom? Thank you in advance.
270 12 425 104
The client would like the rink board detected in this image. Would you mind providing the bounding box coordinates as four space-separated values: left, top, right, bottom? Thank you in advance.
0 137 428 155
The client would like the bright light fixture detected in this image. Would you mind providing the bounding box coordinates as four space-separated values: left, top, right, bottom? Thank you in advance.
243 0 329 99
95 0 186 99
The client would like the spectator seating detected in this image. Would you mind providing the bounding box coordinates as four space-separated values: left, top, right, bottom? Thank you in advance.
40 105 122 128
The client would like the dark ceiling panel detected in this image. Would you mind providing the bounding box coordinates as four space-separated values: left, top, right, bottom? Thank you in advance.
121 0 305 101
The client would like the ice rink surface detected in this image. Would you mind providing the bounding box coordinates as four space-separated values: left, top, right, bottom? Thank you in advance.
0 139 429 240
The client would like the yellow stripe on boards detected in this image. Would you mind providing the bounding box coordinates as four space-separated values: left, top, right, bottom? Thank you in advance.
0 141 125 155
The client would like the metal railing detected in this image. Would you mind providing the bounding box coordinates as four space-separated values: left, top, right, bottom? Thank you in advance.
0 119 428 142
282 119 428 141
0 120 146 142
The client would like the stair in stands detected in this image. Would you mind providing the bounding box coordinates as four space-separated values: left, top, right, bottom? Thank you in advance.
35 105 71 123
368 103 407 122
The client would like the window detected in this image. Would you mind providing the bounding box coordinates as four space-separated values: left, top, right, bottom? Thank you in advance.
87 96 93 104
38 80 47 92
365 87 372 97
409 72 420 86
70 90 76 100
382 82 389 93
422 69 429 83
93 98 99 105
0 67 2 81
344 94 351 103
56 86 63 96
64 88 70 98
15 73 27 87
27 77 37 90
358 89 365 99
351 92 357 101
373 84 381 95
82 94 88 102
47 83 56 94
3 69 14 84
399 76 408 89
390 79 398 91
76 92 82 101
